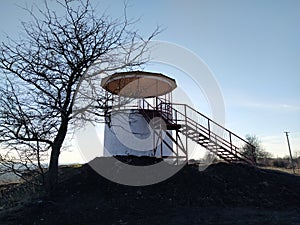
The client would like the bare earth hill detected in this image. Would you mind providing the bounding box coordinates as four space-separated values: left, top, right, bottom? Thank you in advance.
1 157 300 225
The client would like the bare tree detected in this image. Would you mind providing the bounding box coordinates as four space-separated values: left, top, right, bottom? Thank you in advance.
0 0 160 191
243 134 271 164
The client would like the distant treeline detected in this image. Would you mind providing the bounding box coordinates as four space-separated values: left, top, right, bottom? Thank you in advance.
257 156 300 169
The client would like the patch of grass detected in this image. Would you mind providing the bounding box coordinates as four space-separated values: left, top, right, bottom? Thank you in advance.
260 166 300 176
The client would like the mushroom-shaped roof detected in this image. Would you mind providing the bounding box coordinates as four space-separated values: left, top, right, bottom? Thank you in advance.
101 71 177 98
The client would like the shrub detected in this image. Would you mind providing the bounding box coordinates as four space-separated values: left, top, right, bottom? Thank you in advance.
273 159 289 168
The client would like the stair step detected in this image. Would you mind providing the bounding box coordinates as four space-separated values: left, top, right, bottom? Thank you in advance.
139 100 255 165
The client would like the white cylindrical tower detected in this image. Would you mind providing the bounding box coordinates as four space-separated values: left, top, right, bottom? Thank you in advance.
101 71 177 157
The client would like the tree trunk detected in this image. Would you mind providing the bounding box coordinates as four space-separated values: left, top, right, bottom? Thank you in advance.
47 119 68 192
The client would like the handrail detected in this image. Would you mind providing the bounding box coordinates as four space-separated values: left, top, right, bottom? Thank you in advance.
172 105 254 162
156 97 254 151
137 98 255 164
155 97 255 163
166 105 237 148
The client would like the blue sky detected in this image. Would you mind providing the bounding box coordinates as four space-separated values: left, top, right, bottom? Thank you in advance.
1 0 299 160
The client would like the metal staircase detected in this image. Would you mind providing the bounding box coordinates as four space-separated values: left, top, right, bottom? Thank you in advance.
138 97 256 165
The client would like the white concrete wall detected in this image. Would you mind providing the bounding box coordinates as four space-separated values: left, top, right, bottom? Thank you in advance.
103 109 173 157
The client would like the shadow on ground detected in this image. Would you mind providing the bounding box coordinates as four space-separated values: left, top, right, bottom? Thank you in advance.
1 157 300 225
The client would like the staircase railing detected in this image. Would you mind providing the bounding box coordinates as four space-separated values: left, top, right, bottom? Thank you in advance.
139 97 256 164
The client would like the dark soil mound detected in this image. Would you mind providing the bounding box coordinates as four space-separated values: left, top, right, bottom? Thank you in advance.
1 157 300 225
114 155 163 165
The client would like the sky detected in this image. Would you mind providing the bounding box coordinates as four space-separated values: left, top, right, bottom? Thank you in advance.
0 0 299 162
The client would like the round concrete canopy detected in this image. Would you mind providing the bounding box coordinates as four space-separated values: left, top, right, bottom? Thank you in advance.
101 71 177 98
